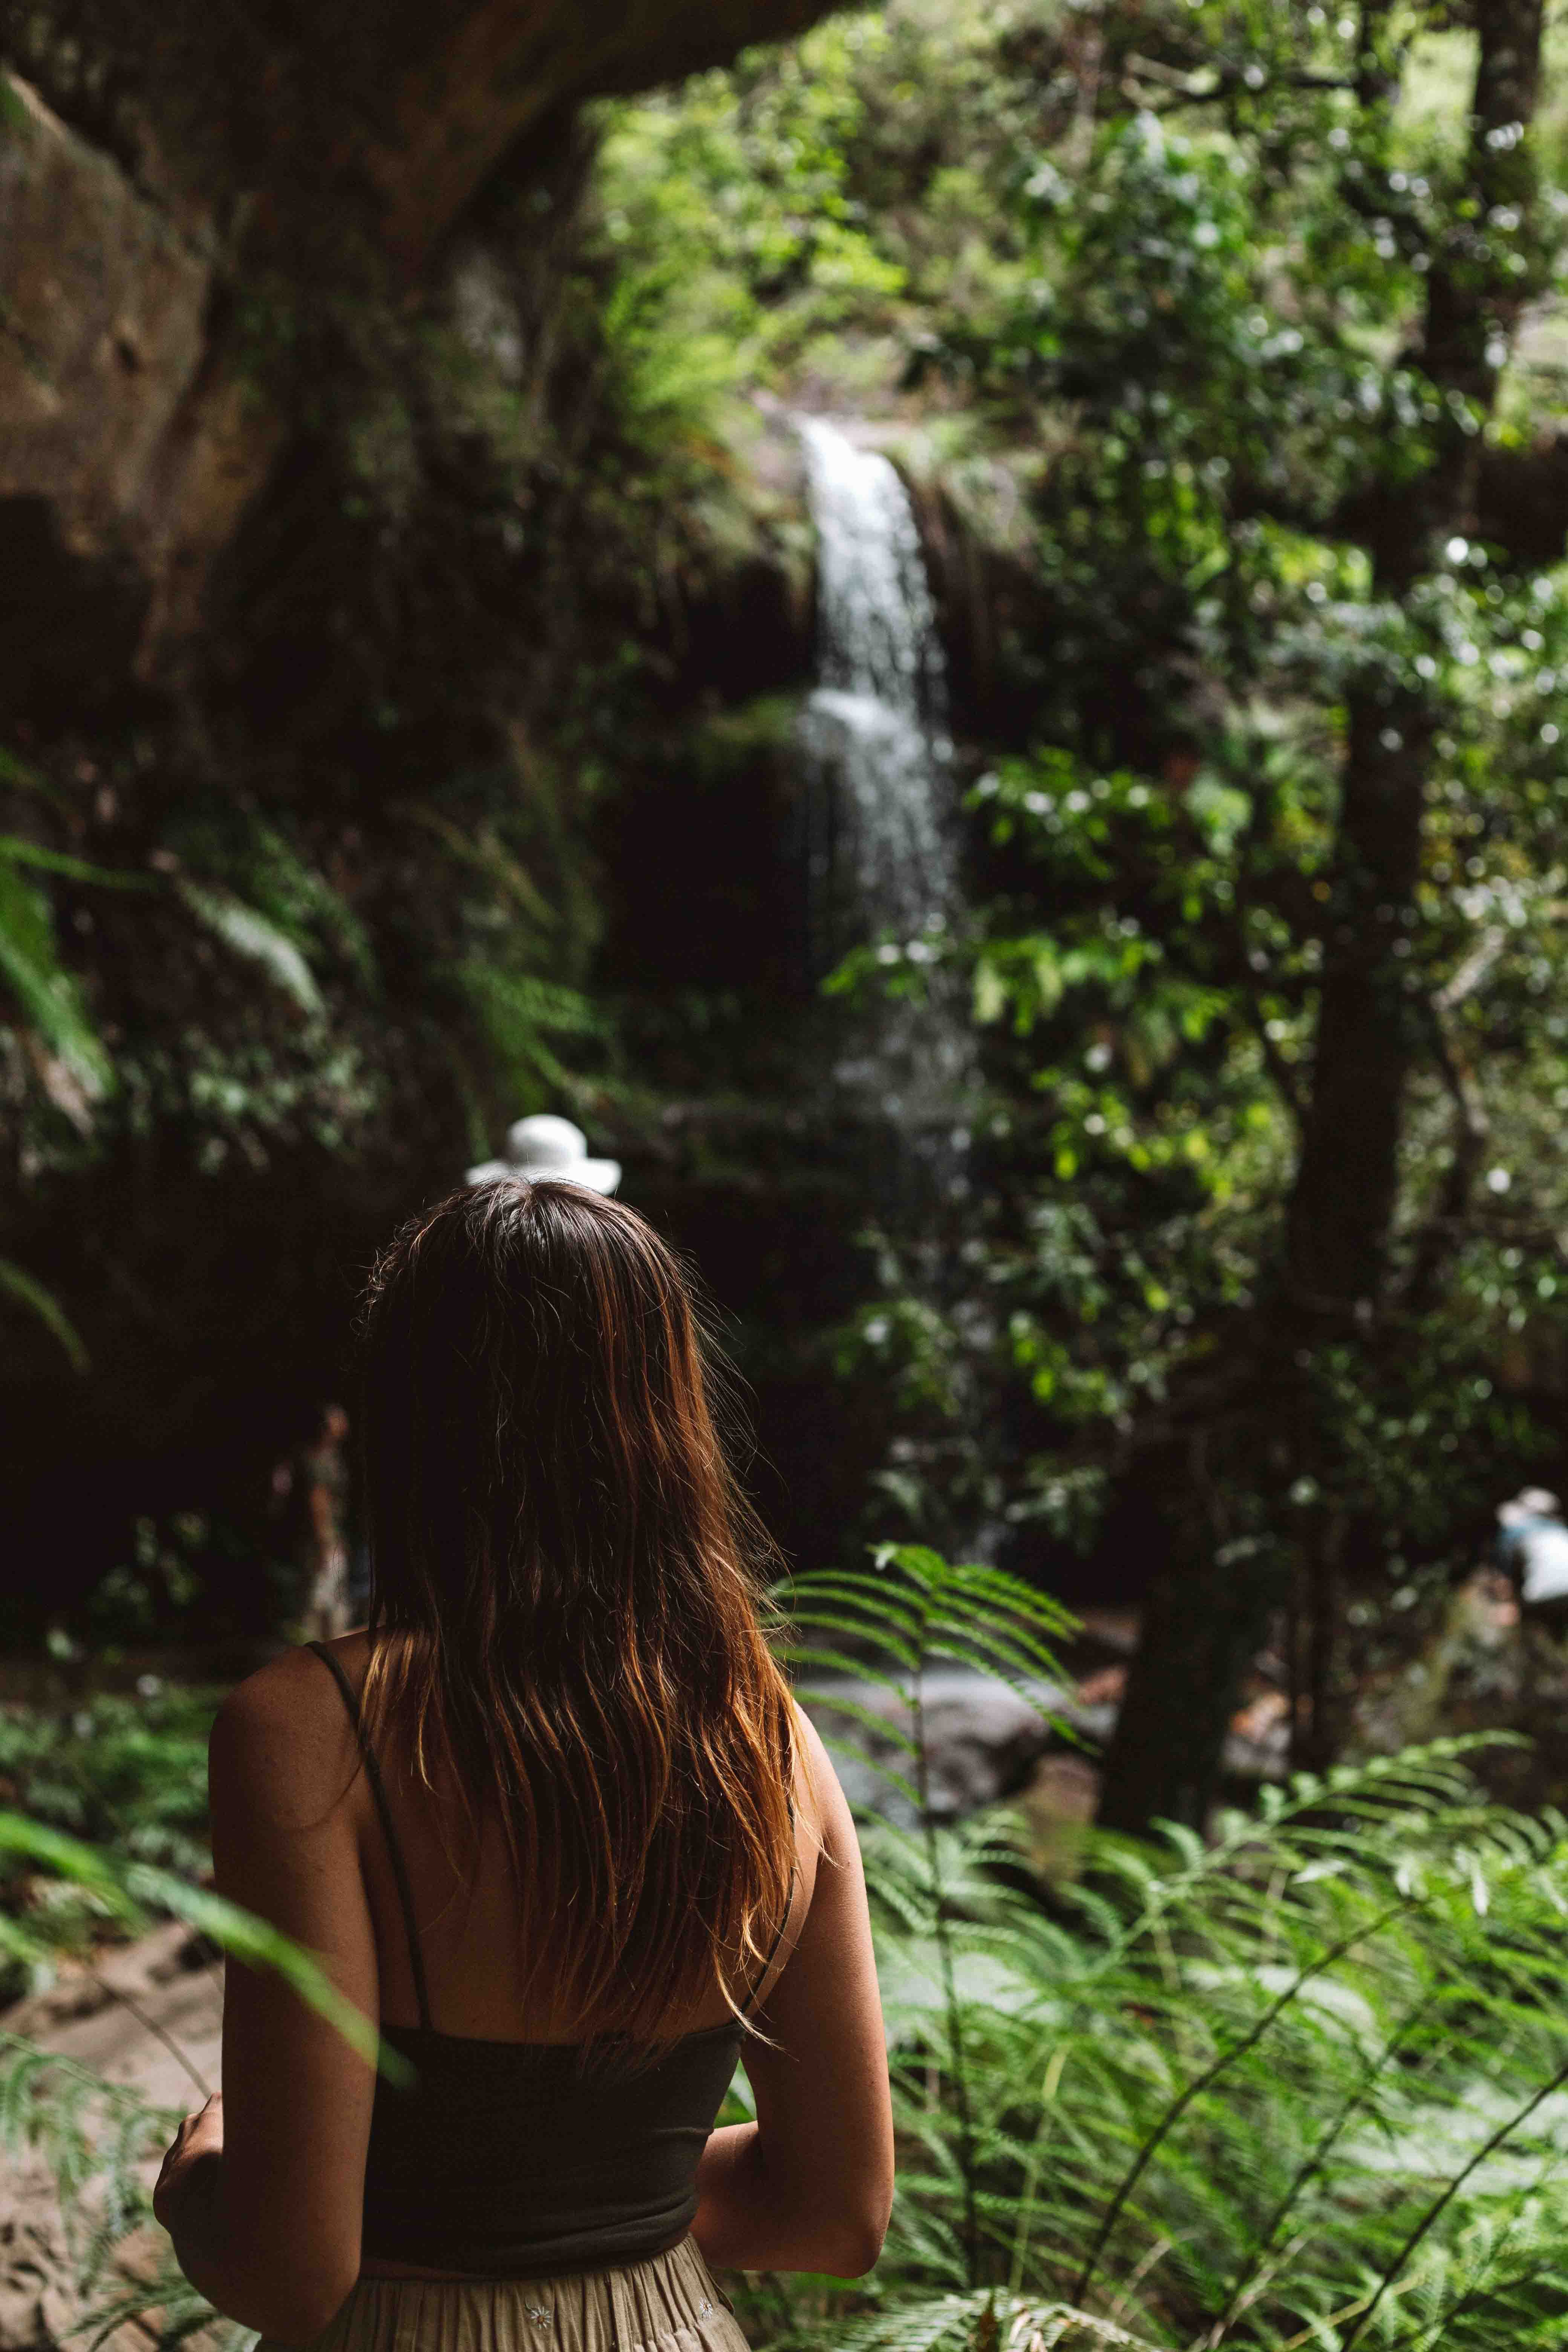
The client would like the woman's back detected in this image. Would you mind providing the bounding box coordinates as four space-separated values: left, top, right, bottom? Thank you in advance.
305 1635 818 2281
155 1180 892 2347
318 1633 815 2050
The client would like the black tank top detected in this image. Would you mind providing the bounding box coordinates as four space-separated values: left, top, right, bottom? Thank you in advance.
308 1643 791 2277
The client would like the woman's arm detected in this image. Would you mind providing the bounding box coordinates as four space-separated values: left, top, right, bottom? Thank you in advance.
154 1648 380 2343
692 1710 894 2278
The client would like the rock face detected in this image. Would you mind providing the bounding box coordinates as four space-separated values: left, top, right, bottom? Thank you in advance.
0 0 840 687
0 71 230 702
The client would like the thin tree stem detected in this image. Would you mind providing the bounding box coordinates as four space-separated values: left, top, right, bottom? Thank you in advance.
913 1646 980 2288
90 1970 213 2101
1073 1895 1416 2308
1339 2044 1568 2352
1201 1985 1430 2345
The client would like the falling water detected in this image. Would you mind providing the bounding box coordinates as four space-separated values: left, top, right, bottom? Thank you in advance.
796 417 973 1150
797 417 959 947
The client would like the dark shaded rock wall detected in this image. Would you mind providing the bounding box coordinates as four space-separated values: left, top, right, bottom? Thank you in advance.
0 0 839 683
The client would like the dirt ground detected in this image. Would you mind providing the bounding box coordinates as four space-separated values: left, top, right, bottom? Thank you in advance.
0 1924 225 2352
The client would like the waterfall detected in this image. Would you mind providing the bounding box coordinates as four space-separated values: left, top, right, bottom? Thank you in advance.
796 417 973 1152
797 417 959 948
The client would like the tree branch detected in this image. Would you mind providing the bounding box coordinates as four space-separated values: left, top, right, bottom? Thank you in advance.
1435 924 1507 1018
1122 52 1354 102
1228 427 1568 574
1355 0 1401 113
1473 432 1568 571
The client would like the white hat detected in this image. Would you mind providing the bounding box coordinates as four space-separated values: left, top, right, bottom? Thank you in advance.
466 1113 620 1196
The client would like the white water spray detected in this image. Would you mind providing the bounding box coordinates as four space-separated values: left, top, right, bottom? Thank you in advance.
796 417 973 1140
797 418 959 946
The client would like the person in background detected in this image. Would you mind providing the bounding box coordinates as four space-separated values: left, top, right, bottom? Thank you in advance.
268 1405 355 1640
152 1180 892 2349
300 1404 352 1639
1497 1487 1568 1625
343 1528 372 1629
1496 1486 1568 1701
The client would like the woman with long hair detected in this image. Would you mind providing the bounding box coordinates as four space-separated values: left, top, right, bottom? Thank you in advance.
153 1180 893 2349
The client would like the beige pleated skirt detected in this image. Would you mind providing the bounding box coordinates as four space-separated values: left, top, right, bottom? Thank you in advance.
274 2239 750 2352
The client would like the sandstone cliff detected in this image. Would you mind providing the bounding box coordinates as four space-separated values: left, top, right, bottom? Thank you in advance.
0 0 835 691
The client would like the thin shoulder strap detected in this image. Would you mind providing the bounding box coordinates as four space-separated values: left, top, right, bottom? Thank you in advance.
306 1640 433 2032
739 1790 801 2022
738 1867 799 2022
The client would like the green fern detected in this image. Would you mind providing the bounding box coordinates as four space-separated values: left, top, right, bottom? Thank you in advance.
163 812 375 988
0 1812 395 2073
0 752 131 1365
0 1258 88 1371
0 2034 251 2352
772 1549 1568 2352
0 853 112 1100
446 958 604 1098
177 880 325 1019
0 1793 423 2348
0 1686 220 1921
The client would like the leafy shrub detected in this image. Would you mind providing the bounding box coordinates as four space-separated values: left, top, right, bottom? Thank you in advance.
0 1686 219 1889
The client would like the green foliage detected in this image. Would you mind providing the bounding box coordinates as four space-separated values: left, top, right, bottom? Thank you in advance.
0 755 124 1369
85 1515 213 1647
0 1259 88 1372
176 881 325 1021
165 813 375 989
0 1750 406 2352
0 1681 224 2012
0 741 388 1191
591 2 1041 398
0 1805 392 2073
785 2 1568 1723
0 1683 218 1892
10 1569 1568 2351
0 845 112 1106
0 1800 396 2352
446 963 605 1108
786 1542 1078 1807
767 1548 1568 2352
0 749 143 1133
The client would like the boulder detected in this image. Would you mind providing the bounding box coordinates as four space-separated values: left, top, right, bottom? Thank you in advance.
804 1659 1287 1826
804 1669 1107 1822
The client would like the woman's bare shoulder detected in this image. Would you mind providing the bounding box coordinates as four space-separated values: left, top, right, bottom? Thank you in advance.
210 1636 368 1830
789 1701 855 1858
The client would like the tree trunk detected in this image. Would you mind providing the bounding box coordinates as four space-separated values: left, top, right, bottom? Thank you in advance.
1284 692 1430 1312
1095 1547 1276 1835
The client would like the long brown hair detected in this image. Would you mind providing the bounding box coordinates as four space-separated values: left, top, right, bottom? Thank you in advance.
354 1179 797 2041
